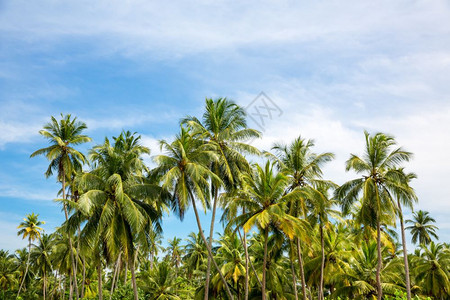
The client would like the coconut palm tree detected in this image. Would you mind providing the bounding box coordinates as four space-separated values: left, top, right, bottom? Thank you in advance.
182 97 260 299
16 212 44 297
76 131 163 300
228 161 304 300
31 114 91 300
406 210 439 245
184 232 207 279
414 242 450 298
166 237 183 272
335 131 414 300
305 184 340 300
153 126 234 299
31 233 54 300
141 261 181 299
0 251 18 299
270 135 334 300
394 170 418 300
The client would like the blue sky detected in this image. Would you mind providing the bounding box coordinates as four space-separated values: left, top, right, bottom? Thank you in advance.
1 0 450 251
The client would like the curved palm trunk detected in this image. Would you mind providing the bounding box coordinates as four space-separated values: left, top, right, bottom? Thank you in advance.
98 262 103 300
189 190 234 300
397 200 411 300
319 225 325 300
62 174 79 300
376 219 383 300
262 227 269 300
17 237 31 297
296 238 308 300
290 242 299 300
110 252 121 299
204 189 218 300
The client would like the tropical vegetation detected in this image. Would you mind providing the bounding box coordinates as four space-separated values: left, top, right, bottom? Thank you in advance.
1 99 446 300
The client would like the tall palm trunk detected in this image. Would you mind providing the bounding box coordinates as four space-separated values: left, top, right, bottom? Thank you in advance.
130 256 139 300
69 273 73 300
189 189 234 300
262 227 269 300
81 256 86 299
290 241 299 300
204 188 218 300
43 271 46 300
319 225 325 300
237 229 262 288
397 200 411 300
296 238 308 300
98 262 103 300
62 174 79 300
376 218 383 300
17 237 31 297
242 228 250 300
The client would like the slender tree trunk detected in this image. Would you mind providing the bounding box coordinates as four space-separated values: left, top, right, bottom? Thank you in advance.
376 219 383 300
62 174 79 300
69 273 73 300
319 225 325 300
110 252 121 299
262 227 269 300
290 242 299 300
17 238 31 297
77 224 86 299
130 255 139 300
98 262 103 300
237 228 262 289
204 189 218 300
189 190 234 300
43 272 46 300
240 228 249 300
115 256 122 291
81 256 86 299
296 238 308 300
397 200 411 300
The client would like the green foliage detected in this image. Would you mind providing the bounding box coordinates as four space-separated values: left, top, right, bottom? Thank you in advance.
2 109 447 300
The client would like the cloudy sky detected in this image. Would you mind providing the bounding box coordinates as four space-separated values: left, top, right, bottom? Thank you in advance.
1 0 450 251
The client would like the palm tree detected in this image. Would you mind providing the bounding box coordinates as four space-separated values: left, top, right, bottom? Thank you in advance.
182 97 260 300
31 114 91 300
406 210 439 245
228 161 304 300
76 131 164 300
184 232 207 279
335 131 414 300
153 126 234 299
0 251 18 299
394 170 418 300
31 233 54 300
305 184 340 300
414 242 450 298
212 231 246 296
141 261 181 299
16 212 44 297
166 237 183 272
270 135 334 300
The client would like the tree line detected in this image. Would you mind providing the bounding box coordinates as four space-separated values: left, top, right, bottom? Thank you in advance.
0 98 448 300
